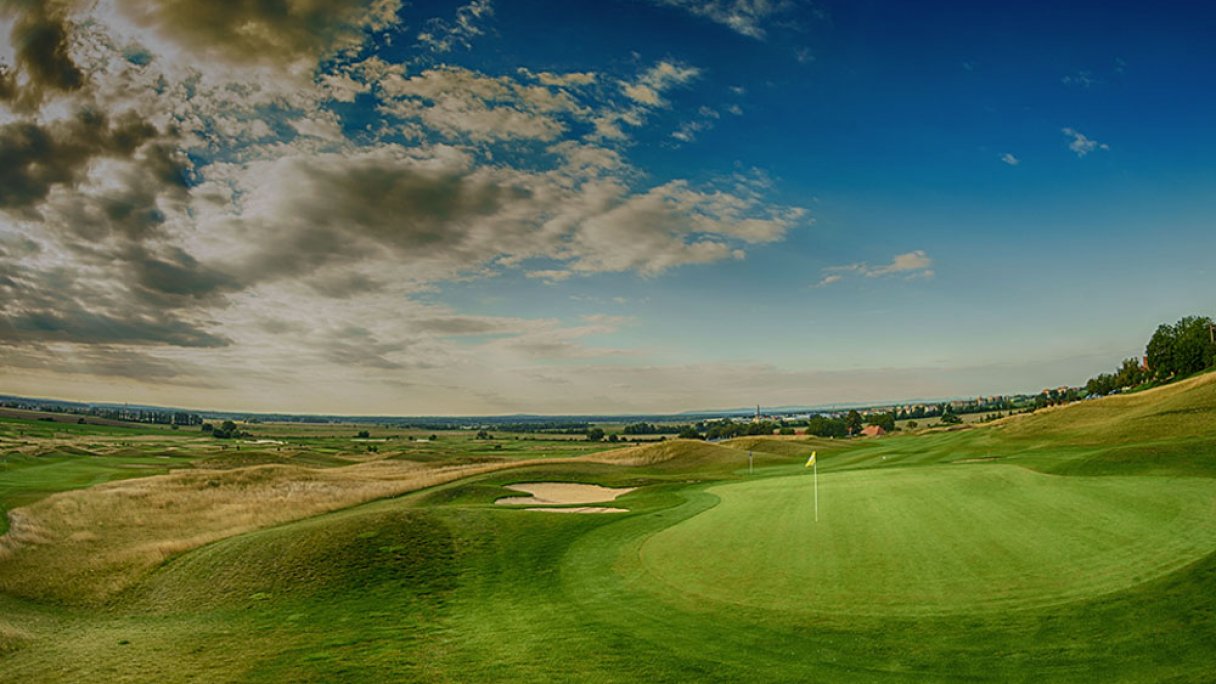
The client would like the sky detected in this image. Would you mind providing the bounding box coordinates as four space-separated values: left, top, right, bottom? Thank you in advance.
0 0 1213 415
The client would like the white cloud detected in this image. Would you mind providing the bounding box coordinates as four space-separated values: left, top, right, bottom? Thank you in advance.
1062 127 1110 157
650 0 801 40
526 269 573 283
819 250 935 286
671 107 720 142
378 65 582 142
198 144 804 287
867 250 933 277
586 61 703 142
0 0 811 412
1061 70 1099 88
620 61 701 106
518 68 598 87
417 0 494 53
1000 152 1019 166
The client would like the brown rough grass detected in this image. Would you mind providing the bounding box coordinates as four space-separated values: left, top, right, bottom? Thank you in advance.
0 439 741 605
0 621 32 652
0 458 580 604
585 439 743 466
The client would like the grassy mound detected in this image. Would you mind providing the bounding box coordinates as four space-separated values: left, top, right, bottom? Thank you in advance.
194 451 296 469
639 465 1216 616
0 459 544 604
722 436 835 457
132 508 457 611
591 439 767 472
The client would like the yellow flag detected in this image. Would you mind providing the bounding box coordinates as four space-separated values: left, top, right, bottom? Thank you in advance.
805 451 817 468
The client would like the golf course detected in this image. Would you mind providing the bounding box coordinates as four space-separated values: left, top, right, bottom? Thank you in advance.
0 372 1214 681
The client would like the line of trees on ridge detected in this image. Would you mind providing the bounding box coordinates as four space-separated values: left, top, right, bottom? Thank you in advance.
1086 314 1215 397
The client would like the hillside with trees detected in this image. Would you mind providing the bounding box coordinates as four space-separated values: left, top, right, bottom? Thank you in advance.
1087 315 1215 396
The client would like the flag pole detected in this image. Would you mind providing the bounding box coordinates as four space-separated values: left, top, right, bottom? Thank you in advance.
814 457 819 523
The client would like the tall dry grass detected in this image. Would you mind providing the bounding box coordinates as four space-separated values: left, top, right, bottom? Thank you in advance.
0 457 587 605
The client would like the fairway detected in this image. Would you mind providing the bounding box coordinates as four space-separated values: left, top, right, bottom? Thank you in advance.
3 375 1216 681
639 465 1216 616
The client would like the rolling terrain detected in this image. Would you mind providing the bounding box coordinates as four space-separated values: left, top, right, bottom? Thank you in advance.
0 374 1214 681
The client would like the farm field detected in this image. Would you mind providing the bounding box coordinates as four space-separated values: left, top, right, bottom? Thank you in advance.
0 373 1214 681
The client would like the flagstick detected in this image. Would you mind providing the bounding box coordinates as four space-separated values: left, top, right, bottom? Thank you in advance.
748 450 753 474
814 458 819 523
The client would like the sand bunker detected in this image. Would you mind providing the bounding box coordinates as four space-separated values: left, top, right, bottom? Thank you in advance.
523 507 627 514
496 482 636 508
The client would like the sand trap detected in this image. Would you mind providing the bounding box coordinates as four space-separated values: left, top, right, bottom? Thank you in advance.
523 507 627 514
496 482 636 506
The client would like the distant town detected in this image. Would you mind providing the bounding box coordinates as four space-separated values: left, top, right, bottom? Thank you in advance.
0 386 1085 437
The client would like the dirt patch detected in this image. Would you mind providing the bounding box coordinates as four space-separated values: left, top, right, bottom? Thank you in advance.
496 482 635 506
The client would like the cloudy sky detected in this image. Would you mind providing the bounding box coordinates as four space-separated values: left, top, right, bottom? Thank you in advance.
1 0 1213 415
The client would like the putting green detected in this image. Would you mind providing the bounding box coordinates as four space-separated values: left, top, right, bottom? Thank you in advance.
638 465 1216 616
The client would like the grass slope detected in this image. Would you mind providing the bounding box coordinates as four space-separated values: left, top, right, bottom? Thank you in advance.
1 379 1216 680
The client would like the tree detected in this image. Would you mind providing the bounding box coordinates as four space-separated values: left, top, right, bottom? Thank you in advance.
211 420 240 439
1115 357 1146 389
1146 323 1177 379
806 415 847 438
1143 316 1216 380
677 425 702 440
586 427 605 442
845 410 863 436
356 430 370 439
940 412 963 425
865 412 895 432
1086 373 1117 397
1174 316 1216 376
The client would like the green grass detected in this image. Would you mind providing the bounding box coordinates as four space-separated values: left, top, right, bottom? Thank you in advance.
639 465 1216 615
1 373 1215 680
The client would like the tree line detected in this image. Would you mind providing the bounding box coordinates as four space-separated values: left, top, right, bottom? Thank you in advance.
1086 314 1215 396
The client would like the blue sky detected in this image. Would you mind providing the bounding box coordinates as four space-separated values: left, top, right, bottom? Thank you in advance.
0 0 1213 413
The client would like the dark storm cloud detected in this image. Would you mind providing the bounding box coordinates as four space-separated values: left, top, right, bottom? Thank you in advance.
0 0 84 110
318 326 411 370
0 262 230 349
0 109 161 211
305 271 383 299
0 342 214 383
0 66 15 102
115 0 401 68
0 307 229 348
235 152 530 288
126 246 240 303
